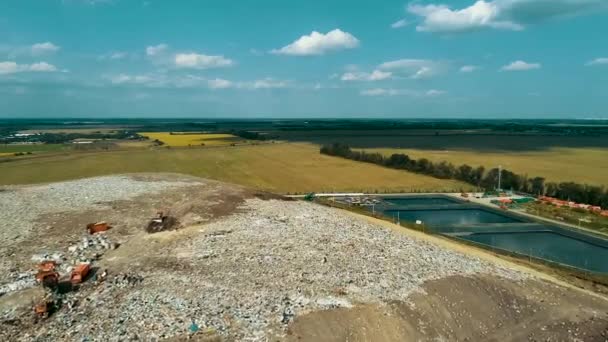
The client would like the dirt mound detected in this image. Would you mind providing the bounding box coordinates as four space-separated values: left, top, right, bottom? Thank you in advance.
286 274 608 342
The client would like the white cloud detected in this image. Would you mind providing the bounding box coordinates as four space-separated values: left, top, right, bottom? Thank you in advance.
586 57 608 66
0 61 58 74
28 62 57 72
391 19 409 29
207 78 233 89
378 59 445 79
341 70 392 81
426 89 446 96
106 73 154 85
174 53 233 69
63 0 114 5
360 88 446 97
501 60 541 71
247 78 289 89
361 88 401 96
271 29 359 56
146 44 168 56
109 52 127 60
31 42 60 55
408 0 607 33
0 62 20 75
460 65 478 72
103 73 288 90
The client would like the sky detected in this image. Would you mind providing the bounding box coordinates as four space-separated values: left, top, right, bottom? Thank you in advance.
0 0 607 118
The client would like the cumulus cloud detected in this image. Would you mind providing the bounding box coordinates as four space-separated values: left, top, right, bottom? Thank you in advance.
106 74 155 85
31 42 60 55
174 53 233 69
360 88 446 97
341 70 392 81
0 61 58 74
501 60 541 71
271 29 359 56
146 44 168 56
103 73 288 90
378 59 445 79
426 89 446 96
207 78 233 89
391 19 409 29
361 88 400 96
109 52 127 60
460 65 478 72
408 0 607 33
586 57 608 66
246 78 289 89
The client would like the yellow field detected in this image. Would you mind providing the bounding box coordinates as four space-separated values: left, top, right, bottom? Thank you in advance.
362 147 608 186
139 132 241 147
0 143 472 193
0 152 14 157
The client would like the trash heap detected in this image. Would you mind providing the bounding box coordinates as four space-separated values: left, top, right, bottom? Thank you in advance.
1 232 117 298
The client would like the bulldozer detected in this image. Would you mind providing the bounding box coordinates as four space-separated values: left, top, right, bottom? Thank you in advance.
146 211 177 233
35 261 59 290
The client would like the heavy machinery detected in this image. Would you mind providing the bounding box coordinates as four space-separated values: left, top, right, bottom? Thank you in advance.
70 263 91 285
87 221 110 234
146 211 177 233
34 299 52 319
35 261 59 289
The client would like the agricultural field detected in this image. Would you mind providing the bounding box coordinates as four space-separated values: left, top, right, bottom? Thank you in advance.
0 143 471 194
139 132 242 147
0 143 67 154
362 147 608 186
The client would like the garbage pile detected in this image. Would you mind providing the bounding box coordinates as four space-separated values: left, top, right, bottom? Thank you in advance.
1 230 117 299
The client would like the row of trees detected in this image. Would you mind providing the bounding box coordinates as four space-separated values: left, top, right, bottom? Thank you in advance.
320 143 608 208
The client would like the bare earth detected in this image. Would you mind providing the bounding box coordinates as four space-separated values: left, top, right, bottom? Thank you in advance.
0 174 607 341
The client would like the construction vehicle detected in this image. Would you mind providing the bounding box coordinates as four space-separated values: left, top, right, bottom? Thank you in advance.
146 211 177 233
34 293 59 319
70 263 91 285
35 261 59 289
34 300 52 319
87 221 110 234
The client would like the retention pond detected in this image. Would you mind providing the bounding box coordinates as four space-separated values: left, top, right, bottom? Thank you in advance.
376 195 608 274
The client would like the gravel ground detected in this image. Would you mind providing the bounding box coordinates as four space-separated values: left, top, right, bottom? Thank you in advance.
15 197 529 341
0 175 194 247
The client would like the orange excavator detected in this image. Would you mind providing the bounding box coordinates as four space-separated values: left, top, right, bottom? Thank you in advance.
35 260 59 289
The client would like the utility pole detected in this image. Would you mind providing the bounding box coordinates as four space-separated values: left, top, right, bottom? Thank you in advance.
497 165 502 191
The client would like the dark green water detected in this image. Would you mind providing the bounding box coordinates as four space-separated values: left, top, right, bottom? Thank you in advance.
384 197 458 206
387 209 520 226
464 231 608 273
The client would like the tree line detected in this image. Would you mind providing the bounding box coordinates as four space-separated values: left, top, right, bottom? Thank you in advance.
320 143 608 208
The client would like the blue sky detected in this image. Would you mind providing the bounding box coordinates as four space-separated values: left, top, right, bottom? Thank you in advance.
0 0 607 118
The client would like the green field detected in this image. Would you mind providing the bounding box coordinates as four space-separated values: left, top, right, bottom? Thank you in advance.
0 144 67 154
362 147 608 186
0 143 471 193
